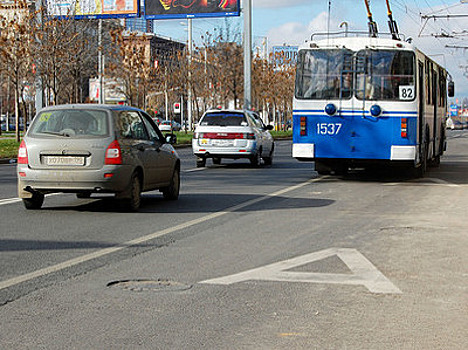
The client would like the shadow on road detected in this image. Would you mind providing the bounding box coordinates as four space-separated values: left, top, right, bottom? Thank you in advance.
329 156 468 185
42 193 335 214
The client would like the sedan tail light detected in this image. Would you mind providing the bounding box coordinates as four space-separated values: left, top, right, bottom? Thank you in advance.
105 140 122 165
195 132 255 140
18 140 28 164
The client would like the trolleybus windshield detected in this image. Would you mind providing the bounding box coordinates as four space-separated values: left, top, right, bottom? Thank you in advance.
295 49 353 100
295 49 415 102
356 50 415 101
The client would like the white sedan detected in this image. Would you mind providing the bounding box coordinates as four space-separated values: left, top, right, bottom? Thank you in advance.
159 120 181 132
192 109 274 167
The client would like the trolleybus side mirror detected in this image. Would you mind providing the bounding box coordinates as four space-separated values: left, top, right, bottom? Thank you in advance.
448 82 455 97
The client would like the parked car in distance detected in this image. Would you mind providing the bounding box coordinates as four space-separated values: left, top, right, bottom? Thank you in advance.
1 123 25 131
192 109 274 167
152 117 162 125
159 120 181 132
17 104 180 211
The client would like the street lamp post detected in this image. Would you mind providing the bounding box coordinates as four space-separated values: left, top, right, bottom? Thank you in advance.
35 0 43 112
243 0 252 110
187 18 193 131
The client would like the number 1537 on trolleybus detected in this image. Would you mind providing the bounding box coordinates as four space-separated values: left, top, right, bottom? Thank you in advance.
292 31 454 177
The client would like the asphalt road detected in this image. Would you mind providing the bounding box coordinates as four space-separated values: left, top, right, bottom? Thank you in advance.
0 136 467 349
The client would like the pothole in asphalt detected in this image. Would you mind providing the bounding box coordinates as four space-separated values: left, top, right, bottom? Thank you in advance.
107 279 192 292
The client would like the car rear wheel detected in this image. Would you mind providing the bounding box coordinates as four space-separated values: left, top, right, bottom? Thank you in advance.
23 192 44 210
123 173 141 211
196 158 206 167
162 166 180 201
250 151 262 167
263 146 274 166
212 157 221 165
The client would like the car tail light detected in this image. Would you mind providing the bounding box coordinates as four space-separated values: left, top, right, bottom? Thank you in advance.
300 117 307 136
195 132 256 140
18 140 28 164
105 140 122 165
401 118 408 138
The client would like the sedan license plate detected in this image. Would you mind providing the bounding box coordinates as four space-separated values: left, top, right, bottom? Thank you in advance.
44 156 85 166
212 140 233 147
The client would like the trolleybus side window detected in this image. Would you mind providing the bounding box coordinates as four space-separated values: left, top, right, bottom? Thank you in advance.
426 60 433 105
439 69 446 108
295 49 353 100
356 50 415 101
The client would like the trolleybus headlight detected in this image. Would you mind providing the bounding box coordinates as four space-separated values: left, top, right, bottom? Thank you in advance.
370 104 382 117
325 103 337 116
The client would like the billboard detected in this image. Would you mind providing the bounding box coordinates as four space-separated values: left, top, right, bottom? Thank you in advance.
46 0 139 19
272 46 298 66
89 78 127 103
144 0 240 20
449 104 459 117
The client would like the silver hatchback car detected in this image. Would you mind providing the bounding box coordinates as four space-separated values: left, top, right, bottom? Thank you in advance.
17 104 180 211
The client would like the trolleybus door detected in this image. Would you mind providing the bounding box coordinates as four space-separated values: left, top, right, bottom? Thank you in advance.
418 61 424 154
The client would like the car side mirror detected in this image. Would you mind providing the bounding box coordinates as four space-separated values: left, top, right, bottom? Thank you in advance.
448 81 455 97
265 125 274 131
165 133 177 144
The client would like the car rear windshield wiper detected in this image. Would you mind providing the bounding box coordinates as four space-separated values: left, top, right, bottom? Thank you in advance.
39 131 72 137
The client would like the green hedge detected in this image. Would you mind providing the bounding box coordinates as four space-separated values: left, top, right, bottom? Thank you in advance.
0 139 21 159
0 130 293 160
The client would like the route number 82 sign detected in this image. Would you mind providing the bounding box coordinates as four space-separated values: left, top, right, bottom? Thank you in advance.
399 85 414 100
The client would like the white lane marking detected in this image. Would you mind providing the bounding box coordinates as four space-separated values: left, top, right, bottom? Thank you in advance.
0 193 63 207
0 178 321 291
384 178 461 187
0 197 22 206
200 248 402 294
184 167 208 173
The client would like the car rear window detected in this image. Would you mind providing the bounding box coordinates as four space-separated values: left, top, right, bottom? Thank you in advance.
200 113 248 126
29 110 109 137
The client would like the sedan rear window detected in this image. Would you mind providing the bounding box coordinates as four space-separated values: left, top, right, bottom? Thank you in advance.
29 110 109 137
200 113 248 126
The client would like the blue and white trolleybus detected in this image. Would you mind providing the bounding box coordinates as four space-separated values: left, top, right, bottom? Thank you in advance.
292 31 454 176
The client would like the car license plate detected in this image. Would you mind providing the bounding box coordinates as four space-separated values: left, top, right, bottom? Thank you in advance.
44 156 85 166
212 140 233 147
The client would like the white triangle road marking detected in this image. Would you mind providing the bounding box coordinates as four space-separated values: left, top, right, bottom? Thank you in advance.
200 248 402 294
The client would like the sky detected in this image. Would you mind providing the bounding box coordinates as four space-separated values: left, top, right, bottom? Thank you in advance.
151 0 468 100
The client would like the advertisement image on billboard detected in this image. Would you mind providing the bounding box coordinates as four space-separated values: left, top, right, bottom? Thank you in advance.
46 0 139 19
144 0 240 20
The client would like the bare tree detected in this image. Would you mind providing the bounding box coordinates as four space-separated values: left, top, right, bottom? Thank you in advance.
0 0 34 141
107 30 159 108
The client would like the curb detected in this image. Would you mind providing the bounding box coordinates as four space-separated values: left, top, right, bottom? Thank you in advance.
0 158 16 164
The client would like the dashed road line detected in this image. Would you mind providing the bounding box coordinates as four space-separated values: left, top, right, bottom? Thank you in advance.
0 177 321 291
